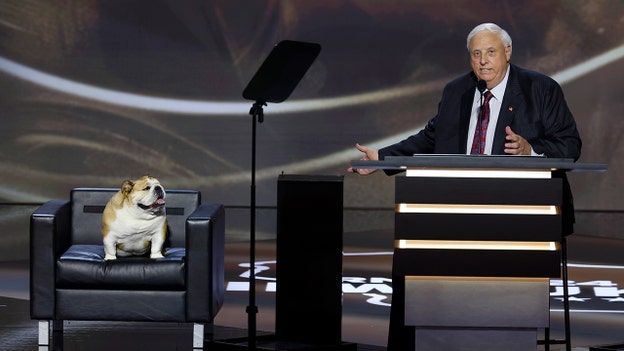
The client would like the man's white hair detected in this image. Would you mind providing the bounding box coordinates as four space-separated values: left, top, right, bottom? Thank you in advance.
467 23 513 57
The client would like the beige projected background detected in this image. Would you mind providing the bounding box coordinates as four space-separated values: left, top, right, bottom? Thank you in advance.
0 1 622 245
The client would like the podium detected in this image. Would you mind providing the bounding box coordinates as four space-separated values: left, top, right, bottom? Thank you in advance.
351 155 607 351
276 174 349 347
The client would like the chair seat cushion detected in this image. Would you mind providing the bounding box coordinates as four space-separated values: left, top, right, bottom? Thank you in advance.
56 245 186 290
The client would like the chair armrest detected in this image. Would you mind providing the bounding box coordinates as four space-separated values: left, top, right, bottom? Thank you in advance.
185 203 225 321
30 200 72 319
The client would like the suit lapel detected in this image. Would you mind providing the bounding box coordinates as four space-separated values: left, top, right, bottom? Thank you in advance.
459 88 475 153
492 65 524 155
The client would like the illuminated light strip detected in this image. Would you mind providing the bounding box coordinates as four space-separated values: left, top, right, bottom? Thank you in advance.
551 309 624 314
398 240 558 251
0 55 445 115
2 44 622 115
341 253 624 271
405 276 549 282
342 251 393 256
568 263 624 270
0 56 246 115
552 44 624 85
397 203 558 215
405 168 552 179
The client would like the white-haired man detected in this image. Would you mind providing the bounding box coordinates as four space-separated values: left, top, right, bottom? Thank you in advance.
349 22 581 350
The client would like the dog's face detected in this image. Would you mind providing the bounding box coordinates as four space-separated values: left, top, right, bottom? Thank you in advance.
122 176 166 215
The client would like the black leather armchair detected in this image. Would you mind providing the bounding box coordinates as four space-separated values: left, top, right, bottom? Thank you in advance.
30 188 225 348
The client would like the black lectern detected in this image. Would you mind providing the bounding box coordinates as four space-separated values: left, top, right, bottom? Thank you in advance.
351 155 607 351
276 174 354 349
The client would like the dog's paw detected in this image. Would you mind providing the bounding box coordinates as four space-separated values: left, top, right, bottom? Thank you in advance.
150 252 164 259
104 254 117 260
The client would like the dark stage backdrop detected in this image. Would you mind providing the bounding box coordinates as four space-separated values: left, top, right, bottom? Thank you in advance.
1 1 623 258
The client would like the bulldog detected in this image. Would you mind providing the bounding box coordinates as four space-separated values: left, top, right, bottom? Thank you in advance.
102 176 167 260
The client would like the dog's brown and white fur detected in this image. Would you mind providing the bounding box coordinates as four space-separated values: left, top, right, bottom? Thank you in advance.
102 176 167 260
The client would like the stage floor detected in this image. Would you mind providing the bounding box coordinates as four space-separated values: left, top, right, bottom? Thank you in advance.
2 234 624 350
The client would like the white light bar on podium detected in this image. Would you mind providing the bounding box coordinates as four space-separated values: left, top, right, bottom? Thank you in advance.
404 168 553 179
397 240 559 251
396 203 559 215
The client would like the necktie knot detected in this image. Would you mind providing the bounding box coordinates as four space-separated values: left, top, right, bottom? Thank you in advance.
483 91 493 105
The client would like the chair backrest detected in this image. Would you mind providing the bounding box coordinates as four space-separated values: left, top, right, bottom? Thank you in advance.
70 188 200 247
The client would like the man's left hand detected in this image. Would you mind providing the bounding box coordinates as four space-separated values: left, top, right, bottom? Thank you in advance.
504 126 532 155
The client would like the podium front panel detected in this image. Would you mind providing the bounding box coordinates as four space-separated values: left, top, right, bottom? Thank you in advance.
394 248 560 277
395 175 562 243
404 276 549 327
395 176 562 205
392 164 563 350
413 328 538 351
396 212 561 241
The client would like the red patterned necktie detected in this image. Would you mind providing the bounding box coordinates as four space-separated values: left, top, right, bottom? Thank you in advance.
470 91 493 154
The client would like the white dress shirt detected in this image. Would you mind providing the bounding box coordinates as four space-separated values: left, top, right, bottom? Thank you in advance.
466 65 510 155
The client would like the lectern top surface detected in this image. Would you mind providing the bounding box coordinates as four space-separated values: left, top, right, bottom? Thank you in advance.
350 155 607 172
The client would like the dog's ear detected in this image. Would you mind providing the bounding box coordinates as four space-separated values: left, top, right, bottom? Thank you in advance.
121 180 134 197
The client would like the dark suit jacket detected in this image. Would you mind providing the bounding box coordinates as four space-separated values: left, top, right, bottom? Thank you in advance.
379 64 581 158
379 64 582 234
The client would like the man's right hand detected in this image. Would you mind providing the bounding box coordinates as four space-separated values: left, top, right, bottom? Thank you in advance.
347 143 379 175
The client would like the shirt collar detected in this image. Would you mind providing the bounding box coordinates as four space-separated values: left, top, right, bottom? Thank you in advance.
487 64 510 100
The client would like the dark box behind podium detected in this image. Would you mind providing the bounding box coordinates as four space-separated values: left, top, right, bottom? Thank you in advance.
276 174 344 345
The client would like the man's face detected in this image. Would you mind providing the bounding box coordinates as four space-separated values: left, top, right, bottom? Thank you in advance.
469 30 511 90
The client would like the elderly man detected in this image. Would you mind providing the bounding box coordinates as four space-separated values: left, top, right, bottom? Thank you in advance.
350 22 581 234
349 22 582 350
349 22 581 165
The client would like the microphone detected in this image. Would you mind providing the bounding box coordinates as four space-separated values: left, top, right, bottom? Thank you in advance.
477 79 487 109
477 79 486 94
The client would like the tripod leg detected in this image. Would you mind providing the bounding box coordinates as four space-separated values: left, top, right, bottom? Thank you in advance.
544 327 550 351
